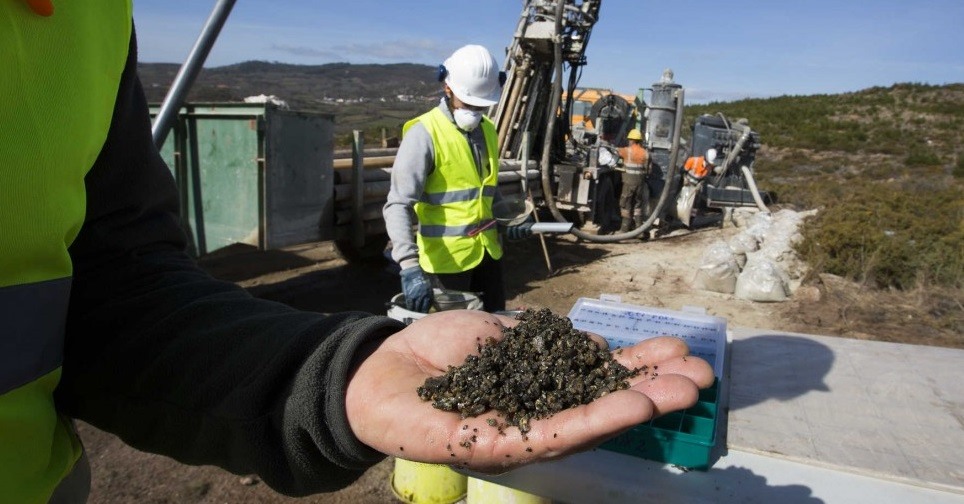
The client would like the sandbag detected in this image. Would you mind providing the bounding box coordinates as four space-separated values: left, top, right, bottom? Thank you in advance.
727 232 759 268
745 211 773 241
694 240 741 294
758 209 816 280
728 231 760 254
735 257 791 302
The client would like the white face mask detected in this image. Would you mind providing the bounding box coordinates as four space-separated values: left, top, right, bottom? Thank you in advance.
453 108 483 131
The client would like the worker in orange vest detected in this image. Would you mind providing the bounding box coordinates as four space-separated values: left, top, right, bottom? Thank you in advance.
675 148 719 227
683 148 718 184
616 129 650 232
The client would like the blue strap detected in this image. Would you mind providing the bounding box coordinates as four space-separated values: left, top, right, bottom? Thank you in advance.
0 278 70 394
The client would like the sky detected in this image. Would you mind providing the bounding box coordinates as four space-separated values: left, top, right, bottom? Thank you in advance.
133 0 964 104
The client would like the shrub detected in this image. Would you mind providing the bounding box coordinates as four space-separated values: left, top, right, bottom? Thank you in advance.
797 182 964 289
905 146 941 167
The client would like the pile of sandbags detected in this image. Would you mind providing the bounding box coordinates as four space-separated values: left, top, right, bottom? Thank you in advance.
694 208 816 302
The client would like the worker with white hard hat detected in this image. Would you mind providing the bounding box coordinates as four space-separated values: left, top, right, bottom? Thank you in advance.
674 148 720 227
384 44 530 313
683 148 718 183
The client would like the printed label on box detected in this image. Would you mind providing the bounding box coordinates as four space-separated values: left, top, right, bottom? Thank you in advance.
567 297 727 378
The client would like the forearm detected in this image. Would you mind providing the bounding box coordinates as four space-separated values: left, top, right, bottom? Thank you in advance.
57 26 405 496
61 251 401 493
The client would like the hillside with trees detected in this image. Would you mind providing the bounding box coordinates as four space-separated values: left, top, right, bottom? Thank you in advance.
138 60 441 144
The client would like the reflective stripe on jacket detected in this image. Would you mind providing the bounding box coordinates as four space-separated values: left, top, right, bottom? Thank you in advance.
618 143 649 173
402 108 503 274
0 2 132 502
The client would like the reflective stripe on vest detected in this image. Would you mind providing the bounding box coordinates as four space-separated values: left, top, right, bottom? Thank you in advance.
420 185 498 205
1 2 132 502
405 108 503 274
622 144 648 168
419 219 498 238
0 279 70 395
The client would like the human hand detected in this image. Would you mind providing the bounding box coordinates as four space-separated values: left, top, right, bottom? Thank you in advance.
400 266 432 313
345 310 715 473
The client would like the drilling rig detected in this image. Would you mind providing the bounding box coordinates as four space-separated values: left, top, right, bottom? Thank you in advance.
492 0 771 242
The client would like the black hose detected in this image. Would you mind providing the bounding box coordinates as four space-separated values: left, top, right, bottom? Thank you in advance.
540 0 568 226
570 87 685 242
539 0 689 242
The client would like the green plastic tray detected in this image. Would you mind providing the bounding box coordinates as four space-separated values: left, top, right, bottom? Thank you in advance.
599 380 721 470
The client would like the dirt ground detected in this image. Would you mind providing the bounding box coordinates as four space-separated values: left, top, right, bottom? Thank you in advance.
79 210 962 503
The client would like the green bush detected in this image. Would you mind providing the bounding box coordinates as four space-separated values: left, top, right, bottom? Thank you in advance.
698 83 962 292
797 182 964 289
905 146 941 167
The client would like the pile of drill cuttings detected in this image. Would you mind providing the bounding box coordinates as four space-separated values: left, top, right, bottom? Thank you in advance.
417 308 640 433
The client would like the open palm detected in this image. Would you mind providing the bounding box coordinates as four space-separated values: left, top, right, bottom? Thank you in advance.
345 310 714 473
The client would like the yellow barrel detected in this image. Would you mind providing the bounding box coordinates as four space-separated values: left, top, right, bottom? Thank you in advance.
391 458 467 504
466 477 550 504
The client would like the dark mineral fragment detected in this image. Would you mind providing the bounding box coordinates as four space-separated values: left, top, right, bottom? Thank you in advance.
417 308 640 433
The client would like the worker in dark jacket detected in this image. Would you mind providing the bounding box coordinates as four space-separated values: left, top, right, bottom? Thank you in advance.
0 4 714 503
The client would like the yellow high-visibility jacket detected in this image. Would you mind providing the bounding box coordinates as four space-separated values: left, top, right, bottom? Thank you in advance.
2 3 403 502
403 108 503 274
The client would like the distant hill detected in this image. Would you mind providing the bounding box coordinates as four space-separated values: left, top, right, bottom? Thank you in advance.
138 60 443 142
138 60 441 106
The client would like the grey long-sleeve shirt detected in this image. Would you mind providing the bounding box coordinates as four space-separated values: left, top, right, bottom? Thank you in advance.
383 98 500 270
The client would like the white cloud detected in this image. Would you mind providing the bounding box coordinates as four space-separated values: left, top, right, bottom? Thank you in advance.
270 44 341 60
329 39 449 63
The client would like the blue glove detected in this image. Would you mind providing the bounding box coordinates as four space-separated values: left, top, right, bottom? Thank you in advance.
400 266 433 313
505 221 534 240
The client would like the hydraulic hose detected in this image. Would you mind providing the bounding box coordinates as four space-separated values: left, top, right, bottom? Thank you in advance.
538 1 690 242
540 1 569 226
539 23 685 242
710 120 768 212
741 165 770 212
574 87 686 242
712 121 751 185
626 86 686 238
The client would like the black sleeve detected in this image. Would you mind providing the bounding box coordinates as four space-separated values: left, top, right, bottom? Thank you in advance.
55 26 405 496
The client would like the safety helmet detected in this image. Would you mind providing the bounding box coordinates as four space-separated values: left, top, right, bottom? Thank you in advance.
441 45 503 107
705 148 718 165
627 129 643 141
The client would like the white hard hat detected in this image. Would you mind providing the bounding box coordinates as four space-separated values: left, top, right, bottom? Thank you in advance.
705 148 718 165
442 45 503 107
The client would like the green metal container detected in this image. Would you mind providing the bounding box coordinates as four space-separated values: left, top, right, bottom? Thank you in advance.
150 103 335 256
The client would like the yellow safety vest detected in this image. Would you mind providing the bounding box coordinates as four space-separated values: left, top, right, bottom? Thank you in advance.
402 108 503 274
0 2 132 502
